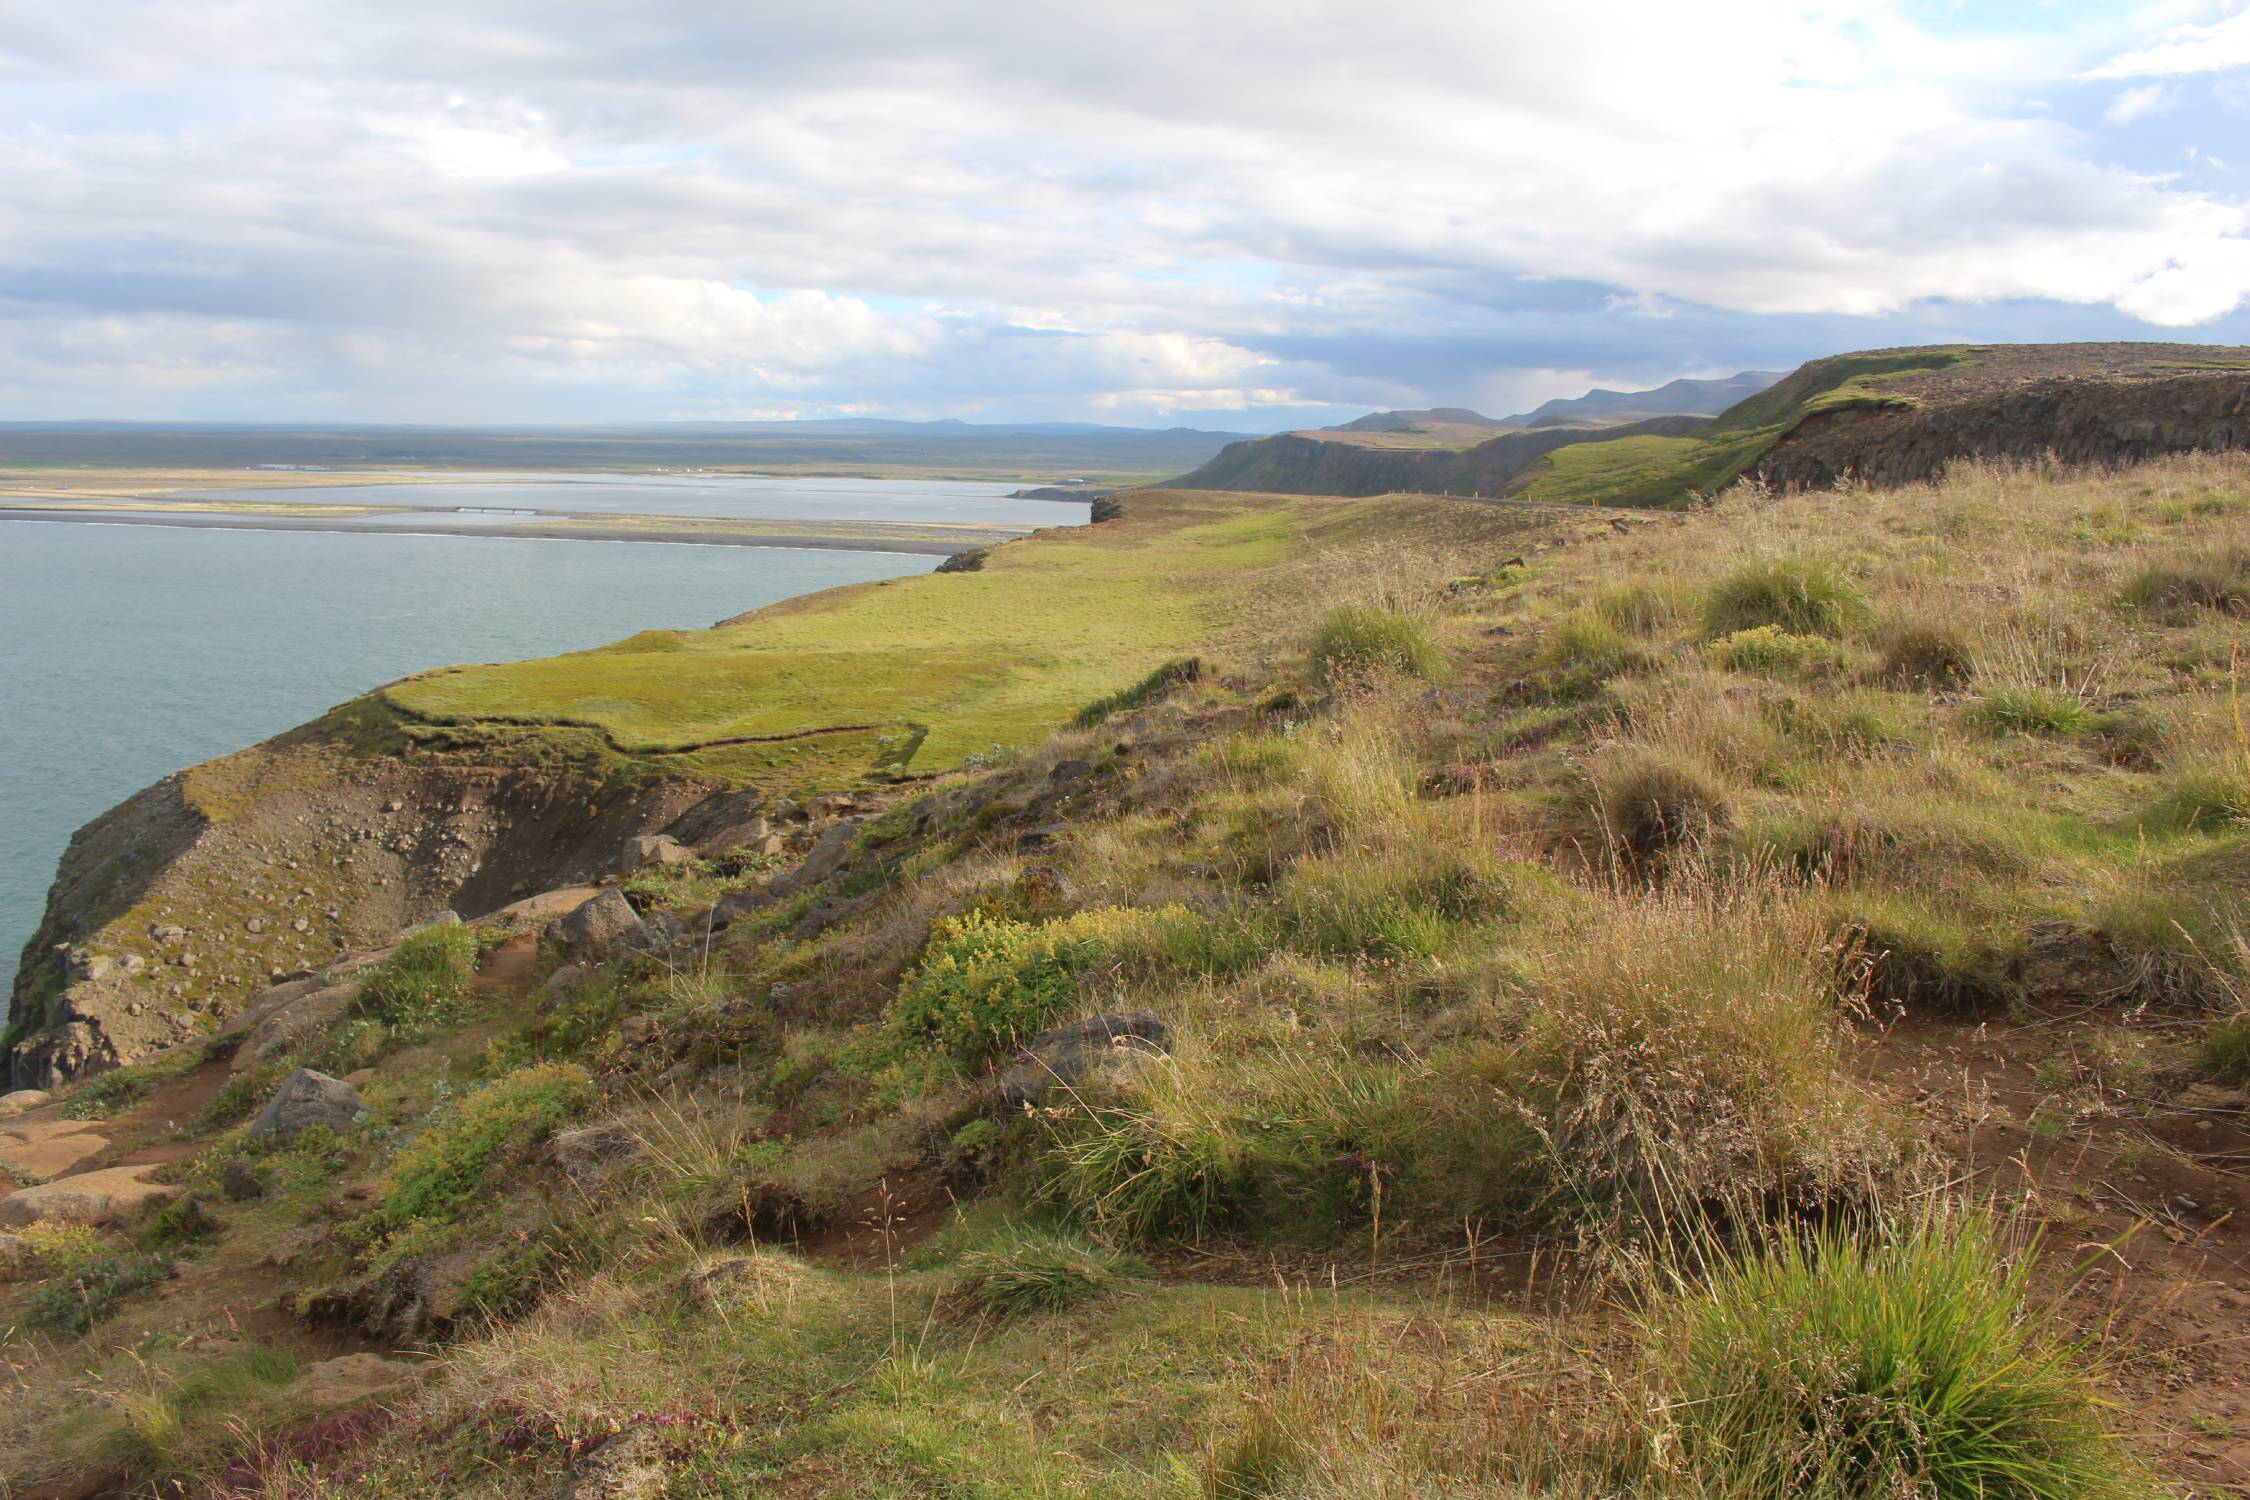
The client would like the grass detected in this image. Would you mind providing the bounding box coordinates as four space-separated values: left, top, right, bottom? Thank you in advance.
1702 558 1867 639
955 1225 1147 1314
24 1252 173 1335
374 491 1541 787
1308 603 1445 682
354 922 478 1031
1655 1205 2141 1499
364 1063 596 1243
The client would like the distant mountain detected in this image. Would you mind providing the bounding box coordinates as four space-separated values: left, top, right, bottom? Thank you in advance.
0 419 1254 483
1507 372 1784 428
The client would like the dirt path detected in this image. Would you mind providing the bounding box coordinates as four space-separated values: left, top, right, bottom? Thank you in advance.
1869 1014 2250 1490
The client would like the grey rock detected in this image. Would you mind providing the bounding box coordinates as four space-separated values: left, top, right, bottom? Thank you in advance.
249 1069 367 1140
544 889 649 961
1048 759 1095 785
0 1089 51 1116
622 834 696 875
694 816 771 856
395 911 462 941
538 964 585 1008
0 1231 32 1280
998 1010 1170 1109
767 819 861 898
231 981 359 1073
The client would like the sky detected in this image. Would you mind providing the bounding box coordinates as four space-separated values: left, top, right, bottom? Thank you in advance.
3 1 2250 431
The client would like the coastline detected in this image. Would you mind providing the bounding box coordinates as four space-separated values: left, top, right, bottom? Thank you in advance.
0 507 982 557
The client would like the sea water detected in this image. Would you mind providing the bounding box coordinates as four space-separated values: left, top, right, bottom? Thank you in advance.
0 478 1083 994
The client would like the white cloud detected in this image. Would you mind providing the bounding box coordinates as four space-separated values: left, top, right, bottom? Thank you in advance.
1 0 2248 419
2106 82 2180 122
2088 10 2250 79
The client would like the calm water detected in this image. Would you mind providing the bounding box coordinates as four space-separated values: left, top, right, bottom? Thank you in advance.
0 479 1065 995
179 473 1077 528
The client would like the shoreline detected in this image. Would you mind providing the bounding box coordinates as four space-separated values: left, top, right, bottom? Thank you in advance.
0 507 980 557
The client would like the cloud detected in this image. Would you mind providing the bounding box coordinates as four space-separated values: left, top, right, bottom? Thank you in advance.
2087 10 2250 79
2105 82 2181 123
2 1 2249 421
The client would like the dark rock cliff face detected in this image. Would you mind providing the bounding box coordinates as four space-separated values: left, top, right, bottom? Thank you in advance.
1174 415 1708 497
6 752 738 1090
1753 372 2250 491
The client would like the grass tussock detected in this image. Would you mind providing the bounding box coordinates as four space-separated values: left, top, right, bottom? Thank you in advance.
1309 603 1445 682
1652 1205 2143 1500
1702 558 1866 639
955 1225 1147 1314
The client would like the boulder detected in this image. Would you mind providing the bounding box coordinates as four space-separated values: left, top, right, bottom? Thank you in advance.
231 981 359 1073
0 1120 110 1178
998 1011 1170 1110
249 1069 366 1140
622 835 696 875
223 1158 268 1201
544 890 649 961
395 911 462 941
295 1352 418 1410
0 1089 51 1116
487 888 602 930
0 1165 179 1227
767 820 862 899
710 887 775 929
538 964 585 1007
0 1230 32 1280
694 817 772 857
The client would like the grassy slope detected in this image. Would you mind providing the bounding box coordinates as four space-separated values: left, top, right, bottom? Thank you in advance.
378 489 1563 788
15 453 2250 1494
1514 346 1971 507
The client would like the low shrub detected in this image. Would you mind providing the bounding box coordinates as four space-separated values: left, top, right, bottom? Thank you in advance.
895 909 1150 1057
25 1252 172 1335
956 1226 1147 1314
1656 1206 2141 1499
137 1196 222 1252
1702 558 1866 639
1878 620 1976 690
1712 624 1841 676
1073 657 1203 728
1309 604 1445 682
354 923 478 1032
371 1063 596 1234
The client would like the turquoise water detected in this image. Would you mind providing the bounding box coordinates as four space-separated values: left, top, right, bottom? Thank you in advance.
0 518 937 994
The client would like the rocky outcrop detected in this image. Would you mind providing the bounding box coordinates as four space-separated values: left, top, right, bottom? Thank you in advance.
7 737 753 1090
1755 356 2250 492
998 1010 1170 1109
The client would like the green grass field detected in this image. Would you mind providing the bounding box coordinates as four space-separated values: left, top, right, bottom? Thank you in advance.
376 489 1563 788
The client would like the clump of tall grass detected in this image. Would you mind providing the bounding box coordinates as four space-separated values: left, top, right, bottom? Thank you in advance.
1651 1203 2143 1500
1590 751 1733 862
1309 604 1445 682
1517 878 1886 1222
956 1225 1147 1314
355 922 479 1031
2120 547 2250 621
1702 558 1865 639
1877 620 1975 690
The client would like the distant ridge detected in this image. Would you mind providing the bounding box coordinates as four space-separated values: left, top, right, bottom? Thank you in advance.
1331 407 1508 434
1510 371 1784 428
